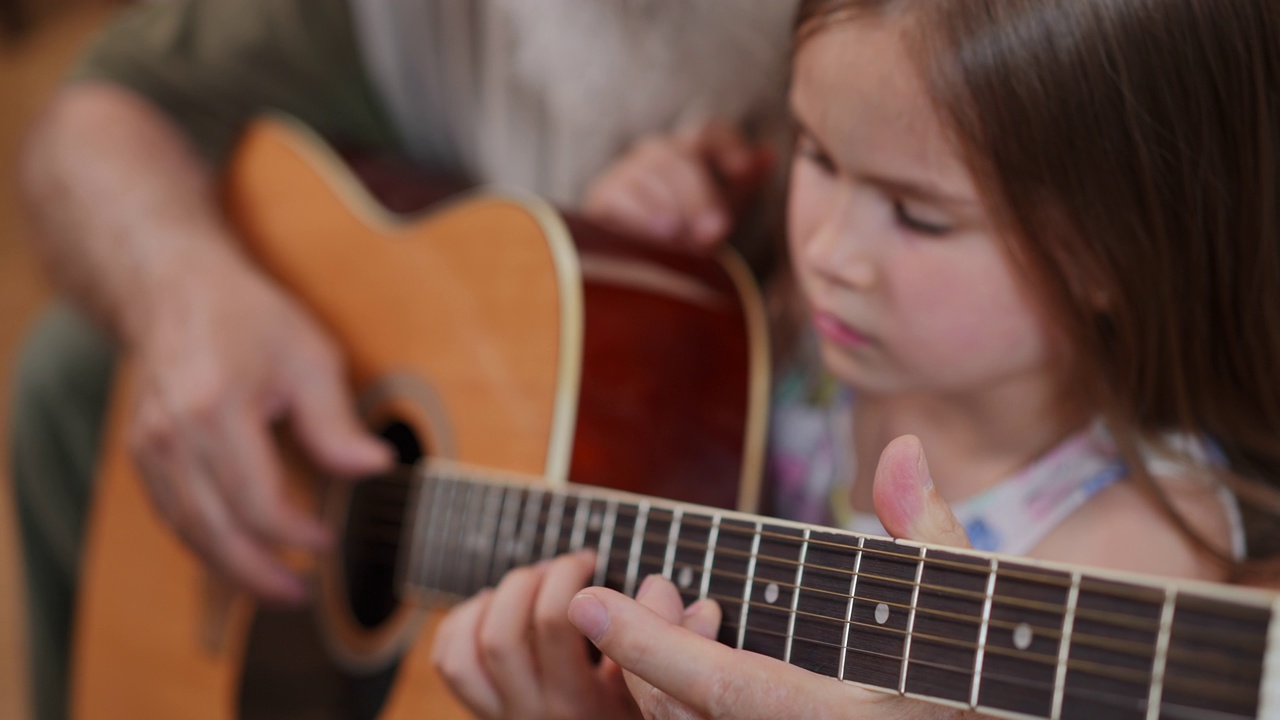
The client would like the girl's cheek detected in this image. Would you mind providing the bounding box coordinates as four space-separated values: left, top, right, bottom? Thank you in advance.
786 163 831 257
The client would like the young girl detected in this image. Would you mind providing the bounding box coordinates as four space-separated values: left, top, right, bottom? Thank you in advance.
434 1 1280 718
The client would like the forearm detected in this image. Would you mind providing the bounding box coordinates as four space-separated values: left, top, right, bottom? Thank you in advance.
19 82 252 346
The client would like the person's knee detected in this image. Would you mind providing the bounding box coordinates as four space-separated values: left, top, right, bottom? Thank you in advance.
10 303 116 562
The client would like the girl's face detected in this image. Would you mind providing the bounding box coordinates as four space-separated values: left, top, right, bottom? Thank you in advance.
788 19 1056 399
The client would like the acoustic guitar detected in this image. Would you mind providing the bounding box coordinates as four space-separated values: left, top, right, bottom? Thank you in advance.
73 118 1280 720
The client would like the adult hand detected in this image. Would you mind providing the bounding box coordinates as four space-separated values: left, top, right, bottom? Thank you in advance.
126 243 392 604
583 120 774 250
567 435 975 720
432 550 642 720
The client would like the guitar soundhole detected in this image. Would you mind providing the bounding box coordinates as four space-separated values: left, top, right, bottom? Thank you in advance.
236 420 425 720
344 419 425 628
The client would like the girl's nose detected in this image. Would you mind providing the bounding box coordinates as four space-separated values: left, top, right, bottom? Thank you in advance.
802 194 877 290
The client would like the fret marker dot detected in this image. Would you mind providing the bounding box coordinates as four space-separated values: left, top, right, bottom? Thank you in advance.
1013 623 1033 650
764 582 780 605
589 511 603 531
678 565 694 589
875 603 890 625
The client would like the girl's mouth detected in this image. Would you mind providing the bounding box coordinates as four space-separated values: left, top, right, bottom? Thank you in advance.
813 310 871 348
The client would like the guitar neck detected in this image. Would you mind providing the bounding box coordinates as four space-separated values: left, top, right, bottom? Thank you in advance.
396 465 1277 720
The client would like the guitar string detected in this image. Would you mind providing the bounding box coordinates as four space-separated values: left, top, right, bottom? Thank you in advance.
376 468 1267 624
351 474 1266 654
358 480 1265 657
422 538 1258 686
418 558 1253 711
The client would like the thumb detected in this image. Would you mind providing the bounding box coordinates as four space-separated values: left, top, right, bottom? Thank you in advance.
287 370 393 477
871 435 970 548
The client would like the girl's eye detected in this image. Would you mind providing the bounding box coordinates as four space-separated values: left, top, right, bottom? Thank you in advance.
797 137 838 176
894 200 953 236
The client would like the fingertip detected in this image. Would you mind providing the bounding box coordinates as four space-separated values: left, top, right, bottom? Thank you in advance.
568 592 610 642
693 211 727 243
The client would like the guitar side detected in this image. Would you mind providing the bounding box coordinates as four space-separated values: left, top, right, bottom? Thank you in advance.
72 119 769 720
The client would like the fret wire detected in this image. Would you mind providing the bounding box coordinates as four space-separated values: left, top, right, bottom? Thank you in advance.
1050 572 1081 720
737 522 763 650
532 511 1166 635
398 477 1266 661
397 471 433 592
589 547 1227 689
839 536 865 682
625 502 651 597
784 528 810 665
407 511 1252 671
721 617 1206 717
460 482 489 593
491 485 522 586
569 495 591 553
400 473 1265 629
470 484 504 593
971 557 998 709
426 478 458 591
596 530 1159 658
663 508 684 579
900 547 926 694
399 512 1246 673
443 481 476 593
594 500 619 588
700 514 721 602
1144 588 1177 720
541 491 567 562
516 487 543 567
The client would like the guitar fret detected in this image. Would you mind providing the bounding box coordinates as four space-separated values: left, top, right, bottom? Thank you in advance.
839 536 866 683
459 482 490 594
1145 588 1176 720
625 502 651 597
900 547 927 694
792 530 860 678
517 488 544 567
569 494 591 552
489 486 522 586
783 529 810 664
400 472 435 592
1050 572 1081 720
470 484 504 592
440 481 475 593
594 500 619 587
737 522 763 650
848 539 920 690
541 492 567 561
424 478 457 591
970 558 999 709
672 510 711 604
663 508 684 579
700 514 722 602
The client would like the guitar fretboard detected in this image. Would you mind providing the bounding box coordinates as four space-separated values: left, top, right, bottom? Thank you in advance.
395 469 1273 720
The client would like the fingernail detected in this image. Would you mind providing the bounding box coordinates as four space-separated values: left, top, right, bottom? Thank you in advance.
683 599 704 617
916 443 934 492
650 214 679 238
637 574 659 599
568 593 610 642
694 212 726 241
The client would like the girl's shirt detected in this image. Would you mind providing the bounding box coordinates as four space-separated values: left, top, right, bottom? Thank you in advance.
769 362 1247 559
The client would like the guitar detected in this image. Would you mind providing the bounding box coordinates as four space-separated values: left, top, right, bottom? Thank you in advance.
73 118 1280 720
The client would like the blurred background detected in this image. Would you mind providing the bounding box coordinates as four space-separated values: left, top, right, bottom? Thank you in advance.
2 1 118 718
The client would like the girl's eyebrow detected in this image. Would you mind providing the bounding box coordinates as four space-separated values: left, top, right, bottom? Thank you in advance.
789 108 978 211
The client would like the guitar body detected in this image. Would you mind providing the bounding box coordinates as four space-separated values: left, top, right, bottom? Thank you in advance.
73 119 769 719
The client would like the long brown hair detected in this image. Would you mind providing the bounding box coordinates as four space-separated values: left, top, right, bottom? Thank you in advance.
794 0 1280 574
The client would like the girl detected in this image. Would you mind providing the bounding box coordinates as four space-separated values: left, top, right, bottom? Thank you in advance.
436 0 1280 718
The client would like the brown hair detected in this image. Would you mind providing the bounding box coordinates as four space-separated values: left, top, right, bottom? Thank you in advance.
794 0 1280 574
